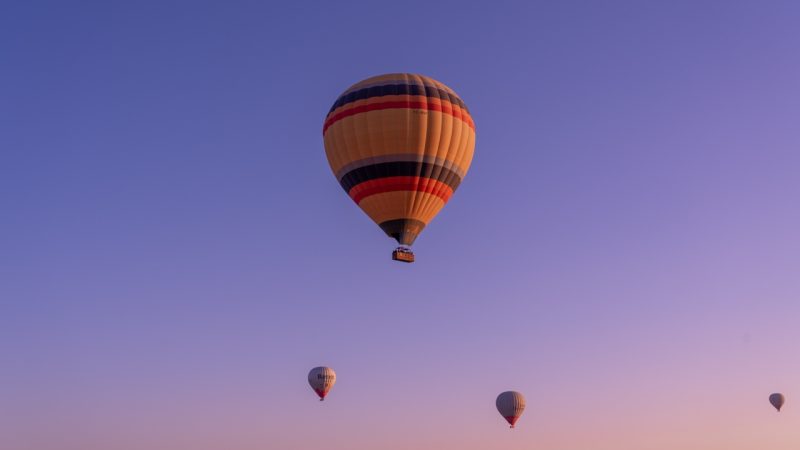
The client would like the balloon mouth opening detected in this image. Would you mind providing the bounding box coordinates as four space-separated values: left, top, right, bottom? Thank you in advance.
379 219 425 246
314 388 327 400
504 416 519 428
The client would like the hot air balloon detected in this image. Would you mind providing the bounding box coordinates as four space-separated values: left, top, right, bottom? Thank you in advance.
323 73 476 263
496 391 526 428
308 366 336 401
769 393 785 411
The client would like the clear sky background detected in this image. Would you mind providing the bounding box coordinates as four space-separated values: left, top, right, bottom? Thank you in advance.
2 1 799 449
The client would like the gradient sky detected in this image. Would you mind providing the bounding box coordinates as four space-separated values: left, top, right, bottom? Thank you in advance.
2 1 800 449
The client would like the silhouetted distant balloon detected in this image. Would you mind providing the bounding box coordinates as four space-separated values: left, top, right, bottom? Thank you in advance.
308 366 336 401
496 391 526 428
323 73 476 261
769 393 785 412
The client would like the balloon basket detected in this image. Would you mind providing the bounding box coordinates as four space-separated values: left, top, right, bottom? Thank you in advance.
392 247 415 263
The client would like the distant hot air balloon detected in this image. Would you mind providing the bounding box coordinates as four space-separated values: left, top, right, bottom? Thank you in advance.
323 73 476 263
496 391 526 428
769 393 785 412
308 366 336 401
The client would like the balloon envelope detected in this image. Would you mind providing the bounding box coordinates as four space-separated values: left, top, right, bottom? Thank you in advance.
496 391 526 428
323 73 476 247
769 393 785 411
308 366 336 401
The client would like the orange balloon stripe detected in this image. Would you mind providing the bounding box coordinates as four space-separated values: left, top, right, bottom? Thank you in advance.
323 100 475 134
348 176 454 204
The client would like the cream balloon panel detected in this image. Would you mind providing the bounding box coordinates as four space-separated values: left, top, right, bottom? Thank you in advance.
324 108 474 178
357 191 446 225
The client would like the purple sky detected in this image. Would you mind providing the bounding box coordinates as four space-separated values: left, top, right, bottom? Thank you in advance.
2 1 799 449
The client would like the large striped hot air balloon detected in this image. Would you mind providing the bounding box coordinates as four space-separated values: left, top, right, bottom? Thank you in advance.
323 73 476 262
